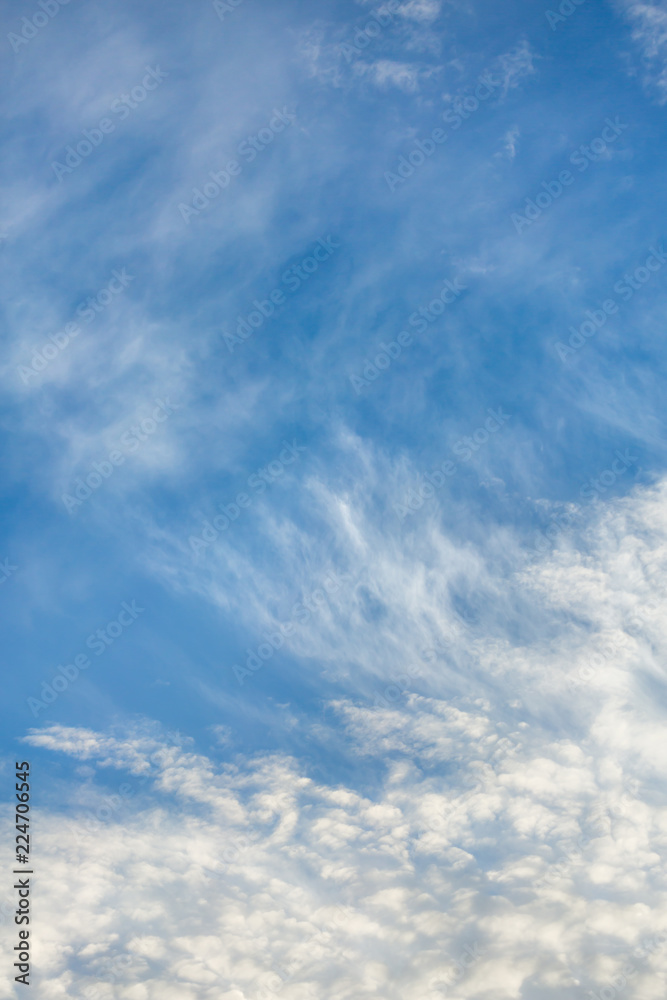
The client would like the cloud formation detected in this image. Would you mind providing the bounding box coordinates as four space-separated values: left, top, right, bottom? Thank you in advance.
2 2 667 998
4 471 667 998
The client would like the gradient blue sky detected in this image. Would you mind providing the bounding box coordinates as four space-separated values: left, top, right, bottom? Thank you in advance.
2 1 667 997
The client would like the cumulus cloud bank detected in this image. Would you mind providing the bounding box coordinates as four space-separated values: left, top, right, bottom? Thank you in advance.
3 473 666 999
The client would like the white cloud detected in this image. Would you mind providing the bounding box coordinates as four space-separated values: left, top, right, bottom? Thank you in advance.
496 126 520 160
617 0 667 100
496 38 538 96
5 474 667 998
355 58 435 92
396 0 442 24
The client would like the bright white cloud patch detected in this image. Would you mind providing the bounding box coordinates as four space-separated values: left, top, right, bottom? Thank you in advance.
4 476 667 999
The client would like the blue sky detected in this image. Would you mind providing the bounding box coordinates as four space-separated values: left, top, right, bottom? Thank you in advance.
2 0 667 997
